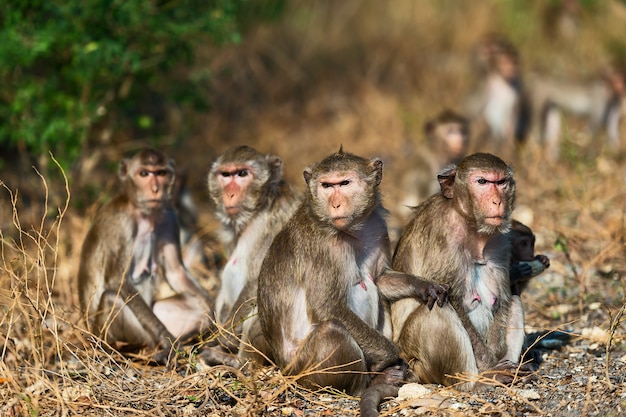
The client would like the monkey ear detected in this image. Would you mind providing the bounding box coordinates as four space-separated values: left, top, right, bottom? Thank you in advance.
303 168 313 185
437 165 457 199
337 145 344 155
267 155 284 183
370 158 383 185
119 159 130 180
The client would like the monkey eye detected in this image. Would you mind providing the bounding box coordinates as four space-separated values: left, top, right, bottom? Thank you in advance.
496 179 508 186
476 178 487 185
237 170 249 177
155 170 168 176
139 170 149 177
220 171 231 178
340 180 350 186
321 182 332 189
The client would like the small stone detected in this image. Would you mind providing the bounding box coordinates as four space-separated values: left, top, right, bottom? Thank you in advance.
515 388 541 400
397 383 431 400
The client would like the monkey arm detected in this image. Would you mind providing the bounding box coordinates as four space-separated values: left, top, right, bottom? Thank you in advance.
158 212 214 309
330 306 400 373
451 300 499 370
377 270 449 309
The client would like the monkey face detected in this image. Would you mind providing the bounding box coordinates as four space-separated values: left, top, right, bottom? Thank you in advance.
440 123 468 157
132 165 174 209
467 169 512 228
215 163 255 216
315 170 368 230
512 235 535 262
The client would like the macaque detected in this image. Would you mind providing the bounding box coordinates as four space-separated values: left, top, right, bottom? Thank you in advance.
392 153 532 389
508 220 550 296
400 110 470 212
529 66 624 160
205 146 300 365
257 148 448 416
78 148 213 365
464 35 531 156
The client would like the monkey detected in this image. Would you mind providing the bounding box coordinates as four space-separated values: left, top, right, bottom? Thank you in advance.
257 148 449 417
464 35 531 156
203 145 301 366
505 220 568 365
391 153 533 390
508 219 551 296
399 109 470 214
78 148 213 366
528 66 625 160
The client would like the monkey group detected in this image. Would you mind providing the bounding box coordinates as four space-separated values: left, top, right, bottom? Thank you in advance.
461 33 624 162
77 142 555 416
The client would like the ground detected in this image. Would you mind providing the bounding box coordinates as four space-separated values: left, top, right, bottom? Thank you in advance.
1 1 626 416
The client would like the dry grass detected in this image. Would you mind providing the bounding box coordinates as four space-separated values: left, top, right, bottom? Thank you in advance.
2 1 626 416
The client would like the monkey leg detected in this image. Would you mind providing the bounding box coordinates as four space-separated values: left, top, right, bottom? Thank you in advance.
285 319 370 396
504 295 526 363
94 290 165 347
480 295 534 384
237 311 270 366
153 294 210 339
93 290 179 366
395 301 478 390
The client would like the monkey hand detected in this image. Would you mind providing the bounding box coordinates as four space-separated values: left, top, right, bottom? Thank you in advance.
413 280 449 309
371 359 408 387
518 259 547 278
360 361 407 417
510 262 533 280
534 254 550 269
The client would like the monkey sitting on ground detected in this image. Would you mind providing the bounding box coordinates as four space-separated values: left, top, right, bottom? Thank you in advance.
202 146 301 366
78 148 214 366
257 148 449 417
508 219 551 296
392 153 533 389
507 220 569 363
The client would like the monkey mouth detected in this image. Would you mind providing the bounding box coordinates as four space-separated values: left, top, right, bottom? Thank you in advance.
484 216 504 225
331 216 351 229
225 206 241 215
141 198 165 207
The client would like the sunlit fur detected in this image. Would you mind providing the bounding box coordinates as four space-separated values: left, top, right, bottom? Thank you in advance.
392 152 525 390
206 146 300 365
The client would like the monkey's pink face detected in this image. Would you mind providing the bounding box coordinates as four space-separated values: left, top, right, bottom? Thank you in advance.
217 164 254 215
468 170 511 226
316 171 364 229
441 124 467 156
133 165 173 207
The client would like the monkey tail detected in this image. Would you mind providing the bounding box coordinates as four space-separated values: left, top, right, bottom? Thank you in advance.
359 383 399 417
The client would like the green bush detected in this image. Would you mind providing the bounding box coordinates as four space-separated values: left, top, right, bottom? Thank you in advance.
0 0 279 166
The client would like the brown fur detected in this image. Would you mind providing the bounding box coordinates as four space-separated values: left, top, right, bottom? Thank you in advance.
204 146 301 366
392 152 529 389
78 148 213 366
257 148 448 416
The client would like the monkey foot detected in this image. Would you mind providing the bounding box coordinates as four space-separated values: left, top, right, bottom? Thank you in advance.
482 360 536 385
